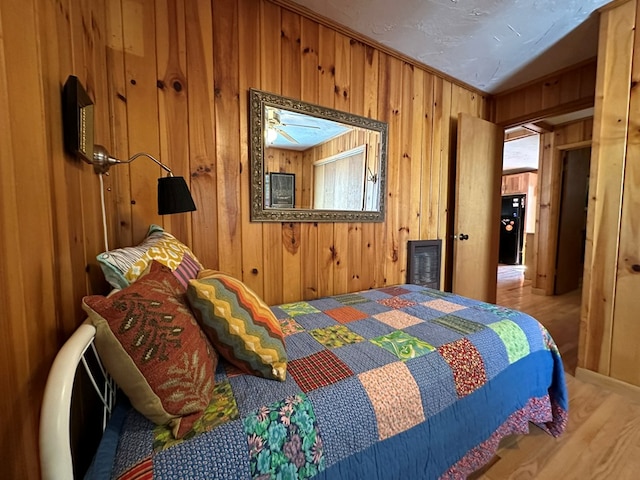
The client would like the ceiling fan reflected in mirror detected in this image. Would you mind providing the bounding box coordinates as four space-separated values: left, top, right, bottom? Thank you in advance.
265 108 319 145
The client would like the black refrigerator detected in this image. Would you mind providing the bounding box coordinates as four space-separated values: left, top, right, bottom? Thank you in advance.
499 195 525 265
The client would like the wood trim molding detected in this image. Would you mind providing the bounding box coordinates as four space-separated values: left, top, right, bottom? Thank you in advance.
496 98 596 129
575 367 640 403
493 57 597 97
598 0 634 14
504 128 536 142
556 140 593 151
267 0 488 97
523 121 554 134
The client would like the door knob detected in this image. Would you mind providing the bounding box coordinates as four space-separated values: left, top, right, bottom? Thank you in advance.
459 233 469 241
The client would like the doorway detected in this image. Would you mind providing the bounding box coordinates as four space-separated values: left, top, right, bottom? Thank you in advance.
554 147 591 295
499 132 540 284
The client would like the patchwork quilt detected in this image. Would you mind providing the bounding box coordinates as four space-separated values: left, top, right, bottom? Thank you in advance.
97 285 568 480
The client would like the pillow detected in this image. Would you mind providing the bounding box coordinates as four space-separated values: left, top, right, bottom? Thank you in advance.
97 224 202 289
82 261 217 439
186 270 287 381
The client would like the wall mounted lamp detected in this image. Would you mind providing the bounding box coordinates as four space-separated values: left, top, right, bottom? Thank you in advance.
62 75 196 215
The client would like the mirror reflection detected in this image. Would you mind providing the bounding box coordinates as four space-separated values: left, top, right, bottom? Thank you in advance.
250 89 387 222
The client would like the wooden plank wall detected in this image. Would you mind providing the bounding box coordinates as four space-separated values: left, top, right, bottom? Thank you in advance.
0 0 487 476
107 0 488 305
581 0 640 386
0 0 115 478
531 118 593 295
609 0 640 386
491 59 597 128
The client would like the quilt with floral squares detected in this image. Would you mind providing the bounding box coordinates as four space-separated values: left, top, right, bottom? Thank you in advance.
100 285 568 480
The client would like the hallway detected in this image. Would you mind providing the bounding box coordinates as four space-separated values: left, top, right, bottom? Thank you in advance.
495 265 581 374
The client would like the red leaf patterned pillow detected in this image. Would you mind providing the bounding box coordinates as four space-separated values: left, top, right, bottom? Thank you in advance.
82 261 217 438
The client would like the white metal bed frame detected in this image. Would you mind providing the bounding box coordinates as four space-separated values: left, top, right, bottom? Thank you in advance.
40 323 116 480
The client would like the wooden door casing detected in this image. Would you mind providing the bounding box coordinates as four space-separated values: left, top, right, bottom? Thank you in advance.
555 148 591 295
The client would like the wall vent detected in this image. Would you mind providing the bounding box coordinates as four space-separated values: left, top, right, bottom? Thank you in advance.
406 240 442 290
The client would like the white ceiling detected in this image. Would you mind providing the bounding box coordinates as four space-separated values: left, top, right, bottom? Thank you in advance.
289 0 612 93
266 107 351 150
503 134 540 173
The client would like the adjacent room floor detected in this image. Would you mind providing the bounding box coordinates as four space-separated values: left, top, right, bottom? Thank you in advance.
473 265 640 479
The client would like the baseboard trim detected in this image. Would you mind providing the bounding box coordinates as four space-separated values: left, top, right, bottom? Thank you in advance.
531 287 547 296
575 367 640 403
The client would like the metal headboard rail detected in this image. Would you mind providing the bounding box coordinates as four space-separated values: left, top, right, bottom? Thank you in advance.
40 322 116 480
82 341 117 430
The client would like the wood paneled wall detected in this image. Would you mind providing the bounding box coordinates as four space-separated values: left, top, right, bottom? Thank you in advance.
491 59 597 128
0 0 114 478
106 0 487 306
580 0 640 387
0 0 487 476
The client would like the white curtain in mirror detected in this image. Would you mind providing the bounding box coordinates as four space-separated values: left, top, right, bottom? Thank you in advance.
313 145 366 210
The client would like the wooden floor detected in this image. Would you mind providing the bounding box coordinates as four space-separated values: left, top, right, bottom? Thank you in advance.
473 266 640 479
495 265 581 375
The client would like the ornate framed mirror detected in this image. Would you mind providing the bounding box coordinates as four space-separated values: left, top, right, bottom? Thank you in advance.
249 88 388 222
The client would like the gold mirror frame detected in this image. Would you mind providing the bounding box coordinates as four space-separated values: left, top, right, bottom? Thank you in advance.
249 88 388 222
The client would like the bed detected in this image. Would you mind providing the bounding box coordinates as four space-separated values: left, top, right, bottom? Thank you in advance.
41 282 567 480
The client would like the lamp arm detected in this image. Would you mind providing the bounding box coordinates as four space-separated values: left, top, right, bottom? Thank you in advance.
91 145 174 176
120 152 174 176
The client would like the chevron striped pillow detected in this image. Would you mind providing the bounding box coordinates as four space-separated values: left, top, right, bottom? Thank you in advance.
186 270 287 381
97 224 202 289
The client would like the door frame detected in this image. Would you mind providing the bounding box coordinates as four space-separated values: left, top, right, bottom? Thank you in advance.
531 138 592 295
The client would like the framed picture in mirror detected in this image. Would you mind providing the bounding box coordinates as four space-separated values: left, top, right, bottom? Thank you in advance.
269 172 295 208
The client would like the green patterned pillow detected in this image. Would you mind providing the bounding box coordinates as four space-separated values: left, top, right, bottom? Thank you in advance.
82 261 217 439
186 270 288 381
97 224 202 289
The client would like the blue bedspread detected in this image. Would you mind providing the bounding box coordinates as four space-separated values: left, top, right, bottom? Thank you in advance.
103 285 567 480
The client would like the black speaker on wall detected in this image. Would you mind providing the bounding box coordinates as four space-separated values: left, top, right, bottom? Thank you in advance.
407 240 442 290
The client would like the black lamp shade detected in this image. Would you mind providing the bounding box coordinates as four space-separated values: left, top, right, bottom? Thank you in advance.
157 176 197 215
